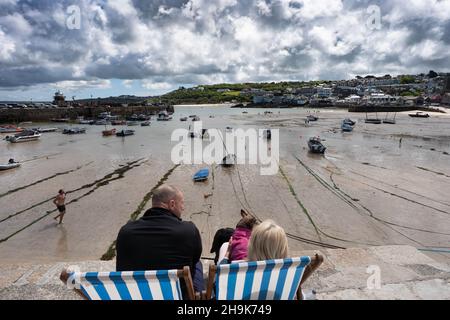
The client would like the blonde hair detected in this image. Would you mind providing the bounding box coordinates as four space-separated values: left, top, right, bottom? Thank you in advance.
247 220 288 261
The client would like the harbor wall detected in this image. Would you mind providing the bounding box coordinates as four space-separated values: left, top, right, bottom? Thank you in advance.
0 105 174 124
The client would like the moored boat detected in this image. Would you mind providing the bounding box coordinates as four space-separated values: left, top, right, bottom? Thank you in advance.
116 129 135 137
7 130 41 143
0 159 21 171
140 121 151 126
193 168 210 182
63 127 86 134
0 125 24 133
409 112 430 118
341 122 354 132
308 137 326 154
102 128 116 136
307 115 319 122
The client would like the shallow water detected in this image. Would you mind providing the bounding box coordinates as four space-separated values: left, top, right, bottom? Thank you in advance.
0 105 449 264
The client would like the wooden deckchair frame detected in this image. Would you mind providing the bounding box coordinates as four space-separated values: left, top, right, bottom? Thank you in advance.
60 266 196 300
204 254 323 300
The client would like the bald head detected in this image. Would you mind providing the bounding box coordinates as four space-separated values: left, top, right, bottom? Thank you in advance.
152 185 184 217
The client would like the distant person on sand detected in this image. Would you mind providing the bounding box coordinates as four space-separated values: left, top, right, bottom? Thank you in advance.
116 184 203 297
53 189 66 224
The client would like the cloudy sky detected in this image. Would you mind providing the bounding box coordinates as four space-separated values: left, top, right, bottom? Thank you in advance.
0 0 449 101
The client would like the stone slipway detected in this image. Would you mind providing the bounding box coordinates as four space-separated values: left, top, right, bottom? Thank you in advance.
0 246 448 300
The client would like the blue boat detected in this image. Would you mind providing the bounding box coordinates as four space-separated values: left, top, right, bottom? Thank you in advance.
341 122 354 132
193 168 209 182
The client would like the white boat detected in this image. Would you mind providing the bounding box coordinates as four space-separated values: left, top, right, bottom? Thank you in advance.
0 161 21 170
157 111 173 121
7 130 41 143
33 127 58 133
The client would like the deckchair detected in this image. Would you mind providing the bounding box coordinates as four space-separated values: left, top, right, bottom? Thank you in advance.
60 266 196 300
205 254 323 300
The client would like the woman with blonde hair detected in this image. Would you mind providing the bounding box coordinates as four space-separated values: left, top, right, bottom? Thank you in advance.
247 219 289 261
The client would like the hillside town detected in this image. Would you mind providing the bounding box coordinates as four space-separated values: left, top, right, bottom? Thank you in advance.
239 72 450 108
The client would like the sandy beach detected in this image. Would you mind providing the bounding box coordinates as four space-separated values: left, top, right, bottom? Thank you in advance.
1 106 449 265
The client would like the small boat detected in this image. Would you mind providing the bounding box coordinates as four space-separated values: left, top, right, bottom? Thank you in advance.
63 127 86 134
157 111 173 121
209 115 215 118
307 115 319 122
51 118 70 123
409 112 430 118
308 137 326 154
79 119 95 125
7 130 41 143
343 118 356 126
192 116 200 121
0 125 23 133
226 126 233 131
116 129 135 137
193 168 210 182
341 122 354 132
189 115 197 118
33 127 58 133
365 119 382 124
140 121 151 126
102 128 116 136
0 160 21 171
242 111 248 114
383 119 396 124
222 154 236 167
180 117 188 121
111 120 126 125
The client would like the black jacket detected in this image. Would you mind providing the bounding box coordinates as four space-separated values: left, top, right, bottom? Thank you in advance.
116 207 202 280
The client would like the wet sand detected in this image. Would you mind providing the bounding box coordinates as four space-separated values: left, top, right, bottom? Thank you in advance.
1 106 449 265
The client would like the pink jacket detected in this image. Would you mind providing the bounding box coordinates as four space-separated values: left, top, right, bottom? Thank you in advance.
230 227 252 261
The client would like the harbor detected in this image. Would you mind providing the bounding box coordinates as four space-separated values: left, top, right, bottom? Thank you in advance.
1 105 449 267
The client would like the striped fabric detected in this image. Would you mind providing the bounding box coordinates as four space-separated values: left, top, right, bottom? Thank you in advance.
68 270 183 300
215 257 311 300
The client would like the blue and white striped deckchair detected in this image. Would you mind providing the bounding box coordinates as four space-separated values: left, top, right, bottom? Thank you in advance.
60 266 196 300
205 254 323 300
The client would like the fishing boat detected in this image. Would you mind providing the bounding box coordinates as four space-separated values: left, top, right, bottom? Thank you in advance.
111 120 126 125
341 122 354 132
63 127 86 134
308 137 326 154
157 111 173 121
116 129 135 137
365 119 382 124
343 118 356 126
193 168 210 182
307 115 319 122
409 112 430 118
0 125 23 133
221 154 236 167
102 128 116 136
0 160 21 171
7 130 41 143
140 121 151 127
33 127 58 133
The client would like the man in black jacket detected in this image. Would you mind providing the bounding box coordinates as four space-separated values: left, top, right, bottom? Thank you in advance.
116 184 203 295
